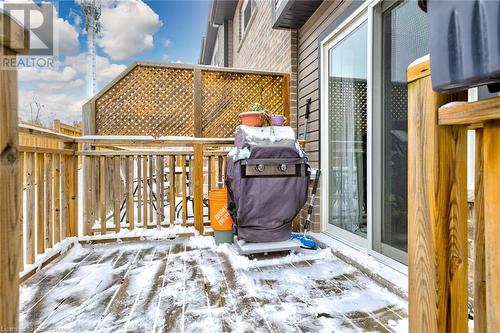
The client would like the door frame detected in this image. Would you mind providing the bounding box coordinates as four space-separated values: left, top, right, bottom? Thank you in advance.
320 3 371 250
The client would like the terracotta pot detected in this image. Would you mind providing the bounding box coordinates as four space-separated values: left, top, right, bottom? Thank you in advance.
239 111 264 127
270 114 287 126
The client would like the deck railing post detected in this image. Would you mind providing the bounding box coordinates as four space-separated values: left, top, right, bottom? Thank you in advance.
0 12 29 331
407 57 468 332
193 144 204 234
482 121 500 331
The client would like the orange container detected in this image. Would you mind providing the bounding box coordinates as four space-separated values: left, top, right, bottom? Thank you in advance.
209 189 233 231
239 112 264 127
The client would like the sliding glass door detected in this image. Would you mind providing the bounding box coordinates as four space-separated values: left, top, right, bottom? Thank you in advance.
320 0 429 265
373 0 429 263
325 18 368 246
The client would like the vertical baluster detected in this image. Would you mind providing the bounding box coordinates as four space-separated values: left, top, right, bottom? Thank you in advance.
60 155 67 239
149 155 154 226
127 156 134 230
222 156 226 188
136 156 142 227
36 153 45 253
193 144 204 234
45 154 53 249
53 154 60 244
18 152 24 271
217 156 223 189
169 155 176 226
70 145 78 237
25 152 35 264
99 156 106 234
142 155 148 228
113 156 121 233
156 155 164 227
181 155 187 226
210 155 217 190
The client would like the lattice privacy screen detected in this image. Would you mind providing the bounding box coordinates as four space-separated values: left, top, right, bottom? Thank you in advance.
92 64 288 138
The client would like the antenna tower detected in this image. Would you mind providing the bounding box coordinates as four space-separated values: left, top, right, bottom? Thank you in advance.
81 0 101 97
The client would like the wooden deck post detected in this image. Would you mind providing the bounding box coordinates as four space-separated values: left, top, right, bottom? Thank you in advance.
483 121 500 331
407 56 468 333
0 12 29 331
474 129 486 333
193 144 204 234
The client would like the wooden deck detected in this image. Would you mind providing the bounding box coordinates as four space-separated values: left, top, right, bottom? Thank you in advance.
20 238 407 332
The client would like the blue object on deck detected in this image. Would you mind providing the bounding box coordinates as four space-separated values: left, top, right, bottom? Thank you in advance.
291 232 318 250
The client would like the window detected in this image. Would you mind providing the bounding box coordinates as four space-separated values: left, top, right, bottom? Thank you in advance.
241 0 256 38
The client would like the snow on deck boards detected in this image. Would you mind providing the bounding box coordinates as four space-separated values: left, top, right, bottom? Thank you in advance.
20 238 407 332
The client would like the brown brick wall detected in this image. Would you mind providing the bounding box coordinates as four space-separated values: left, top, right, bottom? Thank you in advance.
231 0 298 129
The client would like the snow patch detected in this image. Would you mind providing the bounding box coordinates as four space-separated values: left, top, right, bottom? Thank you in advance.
237 125 296 143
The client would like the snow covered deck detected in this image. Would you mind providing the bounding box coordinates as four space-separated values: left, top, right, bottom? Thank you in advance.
20 237 407 332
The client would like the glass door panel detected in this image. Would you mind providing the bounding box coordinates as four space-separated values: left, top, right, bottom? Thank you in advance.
328 22 368 239
381 0 428 253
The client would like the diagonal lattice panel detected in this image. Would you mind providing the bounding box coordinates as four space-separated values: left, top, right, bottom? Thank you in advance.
95 66 195 137
201 70 286 137
91 64 288 138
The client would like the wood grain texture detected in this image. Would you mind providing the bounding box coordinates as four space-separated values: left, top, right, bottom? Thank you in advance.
169 155 175 225
99 156 106 234
193 69 202 138
407 55 430 83
155 156 162 226
181 156 187 226
44 154 53 248
282 74 290 121
193 144 204 234
67 145 78 237
127 156 134 230
17 152 24 271
439 97 500 126
36 153 45 254
83 156 94 235
0 45 21 329
53 154 60 244
474 129 486 333
136 156 142 226
149 156 154 226
60 156 67 239
483 121 500 332
25 152 35 264
142 156 148 228
407 69 468 333
113 157 121 233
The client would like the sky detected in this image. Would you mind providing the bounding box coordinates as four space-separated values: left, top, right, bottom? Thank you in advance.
7 0 209 125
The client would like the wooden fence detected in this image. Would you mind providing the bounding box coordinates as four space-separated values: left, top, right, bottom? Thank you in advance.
77 138 232 236
15 125 234 273
17 126 79 270
407 56 499 332
82 62 290 138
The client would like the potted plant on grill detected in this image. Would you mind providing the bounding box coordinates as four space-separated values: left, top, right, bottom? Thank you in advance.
239 102 266 127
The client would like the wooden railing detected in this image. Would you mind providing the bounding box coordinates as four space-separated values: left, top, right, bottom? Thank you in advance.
77 138 232 236
17 125 79 271
407 56 500 332
16 124 234 275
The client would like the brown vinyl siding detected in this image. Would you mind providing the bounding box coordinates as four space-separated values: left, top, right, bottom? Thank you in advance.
297 0 351 231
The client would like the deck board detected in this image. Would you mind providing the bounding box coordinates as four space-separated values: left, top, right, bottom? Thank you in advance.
20 238 407 332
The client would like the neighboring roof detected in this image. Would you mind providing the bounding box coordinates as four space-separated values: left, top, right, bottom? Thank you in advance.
199 0 237 65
